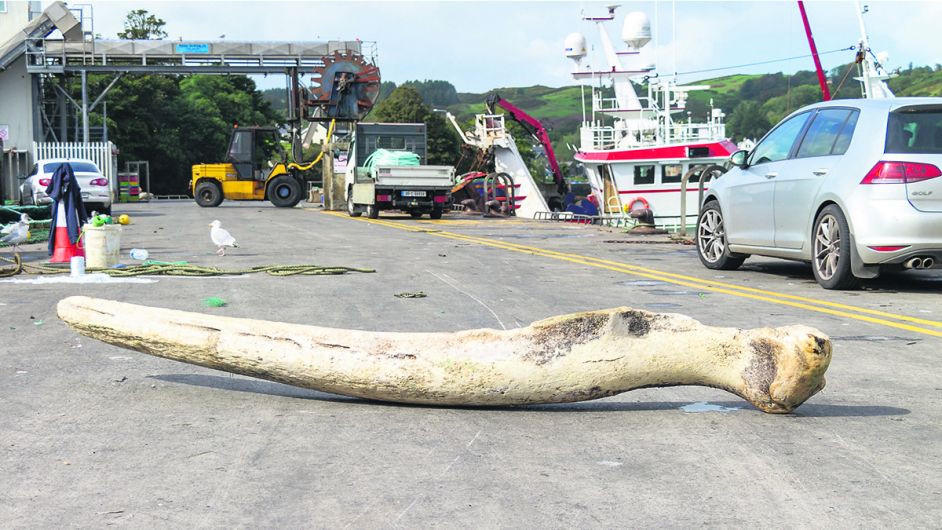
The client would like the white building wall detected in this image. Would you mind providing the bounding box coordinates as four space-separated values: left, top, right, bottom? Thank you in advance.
0 54 34 151
0 1 32 44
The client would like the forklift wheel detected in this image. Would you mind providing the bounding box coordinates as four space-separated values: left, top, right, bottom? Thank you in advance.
268 176 302 208
195 181 224 207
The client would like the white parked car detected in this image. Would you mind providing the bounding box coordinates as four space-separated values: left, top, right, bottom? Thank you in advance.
19 158 113 214
698 98 942 289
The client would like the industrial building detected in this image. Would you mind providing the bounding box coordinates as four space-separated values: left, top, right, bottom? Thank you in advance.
0 0 366 203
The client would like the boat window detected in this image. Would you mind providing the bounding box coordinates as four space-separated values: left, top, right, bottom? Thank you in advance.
633 165 656 185
661 164 684 184
796 109 857 158
885 107 942 154
748 111 811 165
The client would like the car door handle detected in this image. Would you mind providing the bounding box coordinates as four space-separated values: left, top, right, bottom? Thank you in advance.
812 168 829 176
765 172 778 179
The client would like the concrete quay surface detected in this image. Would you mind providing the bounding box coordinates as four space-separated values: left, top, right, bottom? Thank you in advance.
1 201 940 528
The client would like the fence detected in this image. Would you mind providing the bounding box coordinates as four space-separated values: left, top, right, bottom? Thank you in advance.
32 142 119 196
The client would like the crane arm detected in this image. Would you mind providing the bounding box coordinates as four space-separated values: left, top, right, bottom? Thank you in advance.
485 94 567 194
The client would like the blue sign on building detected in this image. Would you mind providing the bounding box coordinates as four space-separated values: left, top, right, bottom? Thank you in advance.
175 43 210 54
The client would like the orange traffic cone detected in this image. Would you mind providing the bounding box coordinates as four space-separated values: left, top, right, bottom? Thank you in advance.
49 202 84 263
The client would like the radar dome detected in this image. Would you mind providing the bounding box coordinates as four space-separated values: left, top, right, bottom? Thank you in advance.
622 11 651 49
564 32 587 61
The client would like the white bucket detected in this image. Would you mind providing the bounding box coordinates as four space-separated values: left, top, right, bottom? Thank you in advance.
82 225 122 269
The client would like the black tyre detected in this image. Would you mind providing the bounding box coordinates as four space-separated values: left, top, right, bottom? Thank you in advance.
194 181 224 208
367 203 379 219
697 200 746 270
430 207 443 220
812 205 861 290
268 175 302 208
347 192 362 217
409 211 424 218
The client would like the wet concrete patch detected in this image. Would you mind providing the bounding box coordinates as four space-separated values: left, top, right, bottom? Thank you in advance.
680 402 741 413
644 302 683 310
617 280 667 287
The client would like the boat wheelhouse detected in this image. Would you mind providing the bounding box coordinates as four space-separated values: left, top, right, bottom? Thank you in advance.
567 6 735 228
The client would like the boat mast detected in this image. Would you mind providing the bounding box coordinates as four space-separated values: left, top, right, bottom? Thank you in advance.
852 0 894 99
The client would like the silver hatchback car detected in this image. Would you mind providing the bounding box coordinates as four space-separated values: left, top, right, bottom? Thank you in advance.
698 97 942 289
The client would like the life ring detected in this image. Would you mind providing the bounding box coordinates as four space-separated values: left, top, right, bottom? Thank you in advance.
624 196 650 213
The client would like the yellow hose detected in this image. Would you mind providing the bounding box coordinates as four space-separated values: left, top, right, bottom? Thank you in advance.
289 119 336 172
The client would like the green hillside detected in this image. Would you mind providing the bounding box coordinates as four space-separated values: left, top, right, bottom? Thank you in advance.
259 64 942 167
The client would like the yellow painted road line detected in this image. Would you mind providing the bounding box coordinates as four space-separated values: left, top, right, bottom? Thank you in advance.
435 229 942 330
321 212 942 338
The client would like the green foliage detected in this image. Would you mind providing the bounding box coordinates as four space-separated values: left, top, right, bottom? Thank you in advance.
259 87 287 119
117 9 167 39
83 74 277 194
725 101 771 141
369 86 460 166
401 80 459 107
759 84 821 125
377 81 397 103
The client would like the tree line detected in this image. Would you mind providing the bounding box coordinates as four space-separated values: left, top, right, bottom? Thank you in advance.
59 10 942 193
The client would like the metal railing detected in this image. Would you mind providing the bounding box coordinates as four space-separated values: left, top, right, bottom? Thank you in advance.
533 210 637 228
677 164 726 237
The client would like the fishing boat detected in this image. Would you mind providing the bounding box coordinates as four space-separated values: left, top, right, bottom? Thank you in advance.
566 2 896 230
566 5 736 230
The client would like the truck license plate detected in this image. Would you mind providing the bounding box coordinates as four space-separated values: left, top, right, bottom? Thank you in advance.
402 191 426 197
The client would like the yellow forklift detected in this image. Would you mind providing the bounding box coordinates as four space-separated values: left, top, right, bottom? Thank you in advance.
191 124 330 208
190 51 380 208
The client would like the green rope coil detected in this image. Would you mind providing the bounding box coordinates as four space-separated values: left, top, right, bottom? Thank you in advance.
0 255 375 279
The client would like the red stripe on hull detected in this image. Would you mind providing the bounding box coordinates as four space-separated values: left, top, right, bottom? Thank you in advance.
575 140 738 162
618 188 709 194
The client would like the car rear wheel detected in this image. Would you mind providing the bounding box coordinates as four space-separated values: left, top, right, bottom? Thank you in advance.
812 205 860 290
195 181 223 208
697 200 746 270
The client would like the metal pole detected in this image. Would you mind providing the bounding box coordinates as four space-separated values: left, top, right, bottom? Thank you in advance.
58 89 67 142
102 101 108 143
81 70 90 143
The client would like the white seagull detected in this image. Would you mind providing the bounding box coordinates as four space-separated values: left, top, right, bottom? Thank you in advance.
1 218 30 252
209 220 238 256
1 213 30 236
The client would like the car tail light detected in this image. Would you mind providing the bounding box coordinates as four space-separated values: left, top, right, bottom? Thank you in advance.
376 194 392 202
90 178 108 186
868 245 909 252
861 161 942 184
433 195 447 203
38 178 51 186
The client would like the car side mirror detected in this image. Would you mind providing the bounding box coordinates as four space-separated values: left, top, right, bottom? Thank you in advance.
729 150 749 169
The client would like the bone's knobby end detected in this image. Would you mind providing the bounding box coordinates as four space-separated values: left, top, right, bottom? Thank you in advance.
742 325 832 414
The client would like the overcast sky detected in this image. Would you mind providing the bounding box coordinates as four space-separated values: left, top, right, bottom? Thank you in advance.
71 1 942 93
